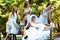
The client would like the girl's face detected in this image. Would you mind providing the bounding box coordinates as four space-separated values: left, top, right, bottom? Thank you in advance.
26 2 29 8
23 16 26 21
32 17 36 22
47 5 52 10
13 6 17 12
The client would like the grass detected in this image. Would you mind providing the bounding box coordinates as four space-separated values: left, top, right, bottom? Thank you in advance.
1 34 22 40
1 33 60 40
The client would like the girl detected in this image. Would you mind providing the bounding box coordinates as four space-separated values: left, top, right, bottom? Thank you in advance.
22 16 39 40
5 6 19 40
22 15 47 40
38 3 53 40
22 16 54 40
38 3 52 25
22 1 32 23
22 1 32 38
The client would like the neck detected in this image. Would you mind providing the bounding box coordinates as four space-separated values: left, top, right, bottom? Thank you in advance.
25 6 29 8
32 21 35 22
46 7 50 10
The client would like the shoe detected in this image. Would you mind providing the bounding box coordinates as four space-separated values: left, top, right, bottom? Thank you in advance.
24 35 28 39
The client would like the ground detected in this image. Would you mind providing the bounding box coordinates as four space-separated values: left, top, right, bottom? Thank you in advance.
1 34 60 40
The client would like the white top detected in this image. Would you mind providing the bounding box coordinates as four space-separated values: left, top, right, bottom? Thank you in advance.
30 22 45 31
41 8 51 17
24 7 32 15
8 12 17 22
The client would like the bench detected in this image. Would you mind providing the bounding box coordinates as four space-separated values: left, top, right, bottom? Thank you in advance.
9 25 24 40
1 25 24 40
0 25 2 34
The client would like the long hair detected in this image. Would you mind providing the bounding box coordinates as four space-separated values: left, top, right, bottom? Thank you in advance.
31 16 36 21
46 3 51 7
11 6 17 15
24 1 29 8
22 14 27 26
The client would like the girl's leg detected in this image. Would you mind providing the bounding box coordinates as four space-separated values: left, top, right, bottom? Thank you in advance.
9 34 11 40
45 24 50 26
4 33 9 40
13 34 16 40
13 34 14 40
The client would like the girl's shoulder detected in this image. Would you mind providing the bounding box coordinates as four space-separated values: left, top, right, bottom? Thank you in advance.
43 7 47 11
9 12 12 15
29 7 32 11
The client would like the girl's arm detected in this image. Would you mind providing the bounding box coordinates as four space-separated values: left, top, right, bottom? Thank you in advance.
44 26 51 31
44 22 55 30
8 12 12 20
22 8 24 15
48 11 52 22
25 22 29 27
29 10 32 15
30 22 39 28
41 8 47 17
17 13 20 22
29 8 32 15
28 7 32 15
41 8 43 15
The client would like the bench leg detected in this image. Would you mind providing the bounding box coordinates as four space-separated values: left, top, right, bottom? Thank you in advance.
13 34 17 40
0 34 1 39
9 34 11 40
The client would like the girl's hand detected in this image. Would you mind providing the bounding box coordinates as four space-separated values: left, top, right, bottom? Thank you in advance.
42 14 47 17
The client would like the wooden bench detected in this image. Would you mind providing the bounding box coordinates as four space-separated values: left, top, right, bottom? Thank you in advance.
9 26 24 40
0 25 2 39
0 25 2 34
2 25 60 40
1 25 24 40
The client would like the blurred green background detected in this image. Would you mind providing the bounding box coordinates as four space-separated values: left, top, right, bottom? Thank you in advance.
0 0 60 36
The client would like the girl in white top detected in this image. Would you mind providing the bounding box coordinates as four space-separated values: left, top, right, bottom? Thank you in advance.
5 6 19 40
38 3 51 25
38 3 52 40
22 15 54 40
22 15 53 40
22 16 39 40
22 1 32 23
22 1 32 38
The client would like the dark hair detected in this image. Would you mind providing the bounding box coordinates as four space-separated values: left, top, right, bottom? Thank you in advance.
31 16 36 21
24 1 29 8
11 6 17 15
22 14 27 26
23 14 26 17
46 3 51 7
